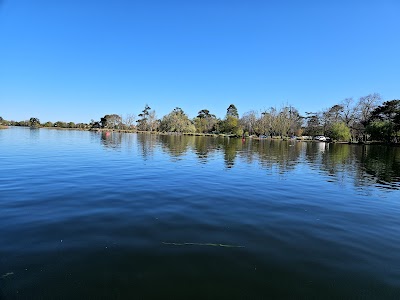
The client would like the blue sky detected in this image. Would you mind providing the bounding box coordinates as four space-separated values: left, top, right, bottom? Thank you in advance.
1 0 399 123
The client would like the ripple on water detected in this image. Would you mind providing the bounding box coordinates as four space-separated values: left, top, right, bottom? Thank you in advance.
1 128 400 298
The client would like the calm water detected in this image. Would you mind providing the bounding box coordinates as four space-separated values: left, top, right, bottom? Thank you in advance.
1 127 400 299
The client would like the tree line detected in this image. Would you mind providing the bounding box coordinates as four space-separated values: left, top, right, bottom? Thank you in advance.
1 93 399 143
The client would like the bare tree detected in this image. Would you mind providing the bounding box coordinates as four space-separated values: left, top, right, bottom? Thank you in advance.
340 98 358 141
341 98 356 126
240 110 259 135
258 107 277 137
124 114 136 130
148 110 158 132
275 107 291 138
355 93 382 141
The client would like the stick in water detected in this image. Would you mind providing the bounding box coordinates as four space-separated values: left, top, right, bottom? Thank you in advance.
162 242 244 248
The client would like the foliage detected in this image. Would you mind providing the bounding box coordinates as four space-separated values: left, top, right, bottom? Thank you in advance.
369 100 400 123
226 104 239 118
159 107 195 133
222 104 242 136
240 110 258 135
366 120 393 142
55 121 67 128
303 93 382 141
100 114 122 129
304 113 323 136
6 92 400 143
355 93 382 141
222 116 240 135
193 109 218 133
0 116 8 126
254 106 303 138
137 104 151 131
29 117 40 128
328 122 351 142
367 100 400 142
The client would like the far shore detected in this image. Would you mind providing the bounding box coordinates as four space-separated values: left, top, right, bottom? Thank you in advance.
4 126 398 145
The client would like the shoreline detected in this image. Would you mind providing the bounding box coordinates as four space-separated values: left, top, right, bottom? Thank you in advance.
6 126 400 146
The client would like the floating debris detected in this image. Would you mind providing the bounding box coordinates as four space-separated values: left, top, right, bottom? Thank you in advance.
162 242 244 248
2 272 14 278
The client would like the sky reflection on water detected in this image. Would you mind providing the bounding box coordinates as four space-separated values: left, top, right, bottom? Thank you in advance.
0 127 400 299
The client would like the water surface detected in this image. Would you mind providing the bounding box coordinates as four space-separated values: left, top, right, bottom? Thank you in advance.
1 127 400 299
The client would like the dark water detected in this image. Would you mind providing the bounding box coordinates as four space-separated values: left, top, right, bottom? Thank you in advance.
1 127 400 299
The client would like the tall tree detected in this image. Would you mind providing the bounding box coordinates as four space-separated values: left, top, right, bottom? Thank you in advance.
340 97 358 141
366 100 400 142
341 98 356 126
355 93 382 141
324 105 344 124
29 117 40 128
159 107 195 133
357 93 382 126
123 113 136 130
137 104 151 131
194 109 217 133
223 104 242 136
226 104 239 118
304 112 323 136
148 110 159 132
287 106 303 136
258 108 277 137
100 114 122 129
240 110 258 135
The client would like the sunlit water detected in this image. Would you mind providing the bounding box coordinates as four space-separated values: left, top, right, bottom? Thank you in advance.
1 127 400 299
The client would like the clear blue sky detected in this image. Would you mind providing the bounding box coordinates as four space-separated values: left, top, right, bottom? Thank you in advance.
1 0 399 123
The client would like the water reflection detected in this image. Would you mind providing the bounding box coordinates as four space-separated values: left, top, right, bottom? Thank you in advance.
29 127 40 140
246 139 302 172
222 138 239 168
96 133 400 190
100 131 123 150
193 135 217 164
137 133 157 159
360 145 400 189
159 135 191 159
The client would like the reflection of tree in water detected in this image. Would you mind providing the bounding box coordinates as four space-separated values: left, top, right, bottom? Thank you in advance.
249 140 302 172
320 144 352 176
137 133 158 160
304 142 330 165
100 131 122 149
223 138 241 168
29 127 40 140
359 145 400 189
193 136 218 164
96 130 400 190
304 142 400 190
207 138 303 170
306 142 366 186
159 135 191 158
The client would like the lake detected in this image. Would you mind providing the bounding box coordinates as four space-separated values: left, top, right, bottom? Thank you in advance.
1 127 400 299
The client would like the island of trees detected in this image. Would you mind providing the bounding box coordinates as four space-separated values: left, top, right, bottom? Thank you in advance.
1 93 399 143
